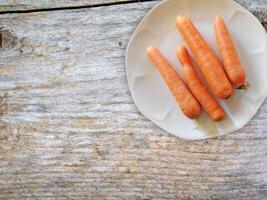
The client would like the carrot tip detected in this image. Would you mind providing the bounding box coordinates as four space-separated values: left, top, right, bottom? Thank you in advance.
225 95 231 100
237 82 250 90
215 16 223 20
146 46 154 54
176 15 182 20
176 45 186 54
215 16 224 23
176 15 187 23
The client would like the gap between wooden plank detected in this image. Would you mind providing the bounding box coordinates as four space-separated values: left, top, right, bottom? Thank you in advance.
0 0 155 14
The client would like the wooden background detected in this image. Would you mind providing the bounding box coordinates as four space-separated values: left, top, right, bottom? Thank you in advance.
0 0 266 199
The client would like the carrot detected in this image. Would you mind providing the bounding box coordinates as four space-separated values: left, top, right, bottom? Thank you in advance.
214 16 246 87
147 47 201 119
176 15 233 100
177 46 225 121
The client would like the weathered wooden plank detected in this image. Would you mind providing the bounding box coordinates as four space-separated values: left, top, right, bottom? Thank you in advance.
0 0 266 13
0 0 135 12
0 1 266 199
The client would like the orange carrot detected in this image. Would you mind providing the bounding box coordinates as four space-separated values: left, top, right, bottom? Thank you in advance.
147 47 201 119
177 46 225 121
214 16 246 87
176 15 233 99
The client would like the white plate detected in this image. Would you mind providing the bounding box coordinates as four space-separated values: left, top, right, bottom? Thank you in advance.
125 0 267 140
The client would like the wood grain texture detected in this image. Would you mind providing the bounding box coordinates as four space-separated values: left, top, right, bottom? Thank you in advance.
0 0 266 199
0 0 135 12
0 0 266 13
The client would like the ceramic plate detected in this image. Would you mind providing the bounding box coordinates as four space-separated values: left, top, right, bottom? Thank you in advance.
125 0 267 140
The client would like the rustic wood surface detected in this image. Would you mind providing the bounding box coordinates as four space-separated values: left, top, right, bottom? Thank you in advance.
0 0 266 199
0 0 135 12
0 0 266 13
